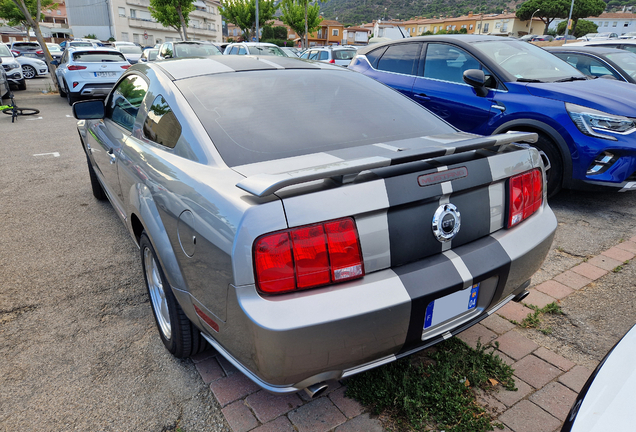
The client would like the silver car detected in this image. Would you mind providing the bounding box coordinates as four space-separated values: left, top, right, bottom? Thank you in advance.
16 56 48 79
53 48 130 105
72 56 556 396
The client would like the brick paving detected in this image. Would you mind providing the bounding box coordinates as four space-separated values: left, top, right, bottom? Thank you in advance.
187 241 631 432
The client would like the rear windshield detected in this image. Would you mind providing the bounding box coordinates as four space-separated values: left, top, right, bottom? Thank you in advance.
72 51 127 62
177 69 455 167
119 46 142 54
14 43 40 49
334 49 356 60
174 43 221 57
71 42 94 47
247 45 286 56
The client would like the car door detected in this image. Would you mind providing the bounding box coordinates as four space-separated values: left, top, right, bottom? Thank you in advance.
362 42 422 98
412 43 497 134
91 74 148 214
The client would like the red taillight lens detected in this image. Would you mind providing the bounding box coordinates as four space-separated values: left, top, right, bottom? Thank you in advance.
508 168 543 228
67 65 87 70
36 50 43 54
329 59 335 63
72 81 79 88
254 217 364 294
121 65 131 69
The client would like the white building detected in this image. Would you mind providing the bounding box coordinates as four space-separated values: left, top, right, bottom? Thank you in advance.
67 0 222 45
550 12 636 36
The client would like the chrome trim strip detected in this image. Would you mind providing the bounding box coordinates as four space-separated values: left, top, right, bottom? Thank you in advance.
487 294 515 315
341 354 397 378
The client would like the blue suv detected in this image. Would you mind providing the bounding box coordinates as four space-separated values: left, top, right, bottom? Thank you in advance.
349 35 636 196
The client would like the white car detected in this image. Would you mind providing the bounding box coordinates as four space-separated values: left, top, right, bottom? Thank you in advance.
16 56 48 79
115 44 143 64
0 44 25 90
223 42 287 56
52 48 130 105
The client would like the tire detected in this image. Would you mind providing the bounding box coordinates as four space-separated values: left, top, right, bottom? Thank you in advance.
2 107 39 116
65 81 77 106
85 153 106 200
21 65 36 79
532 134 563 198
58 77 66 97
16 78 27 91
140 233 207 358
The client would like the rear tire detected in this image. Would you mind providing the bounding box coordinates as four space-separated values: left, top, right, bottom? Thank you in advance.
140 233 207 358
65 81 77 106
22 65 36 79
16 79 26 91
85 153 106 200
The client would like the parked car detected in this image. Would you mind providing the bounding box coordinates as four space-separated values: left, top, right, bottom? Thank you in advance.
46 43 63 60
9 41 44 59
71 55 556 397
62 40 96 51
564 39 636 54
0 44 26 90
157 41 222 60
619 32 636 39
349 35 636 196
116 44 143 64
555 35 577 41
139 48 158 62
300 46 357 66
16 55 48 79
0 57 9 99
52 48 130 105
280 46 301 57
520 34 538 41
531 35 554 42
561 323 636 432
546 46 636 84
578 32 619 41
223 42 286 56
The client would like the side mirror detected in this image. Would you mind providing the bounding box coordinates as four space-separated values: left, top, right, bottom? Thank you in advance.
463 69 489 97
50 59 59 66
73 99 105 119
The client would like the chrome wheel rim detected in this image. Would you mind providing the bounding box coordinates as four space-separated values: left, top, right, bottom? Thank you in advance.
22 65 35 79
144 247 171 340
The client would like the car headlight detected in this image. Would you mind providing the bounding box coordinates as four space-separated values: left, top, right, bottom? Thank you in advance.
9 62 20 70
567 103 636 141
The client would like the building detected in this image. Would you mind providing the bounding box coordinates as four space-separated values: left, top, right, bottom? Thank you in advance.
550 12 636 35
66 0 222 45
342 27 370 45
307 19 344 46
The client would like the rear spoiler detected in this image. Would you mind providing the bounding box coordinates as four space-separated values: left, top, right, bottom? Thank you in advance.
236 131 538 197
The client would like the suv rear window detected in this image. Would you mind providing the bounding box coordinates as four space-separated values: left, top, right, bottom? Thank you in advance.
13 43 40 49
334 50 356 60
72 51 127 62
178 69 454 167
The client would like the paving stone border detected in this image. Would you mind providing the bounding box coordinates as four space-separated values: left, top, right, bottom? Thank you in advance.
191 237 636 432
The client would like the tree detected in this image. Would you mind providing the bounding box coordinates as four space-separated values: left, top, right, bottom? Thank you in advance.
568 0 606 35
279 0 321 48
0 0 57 40
516 0 571 35
220 0 278 41
1 0 59 90
149 0 195 40
557 18 598 37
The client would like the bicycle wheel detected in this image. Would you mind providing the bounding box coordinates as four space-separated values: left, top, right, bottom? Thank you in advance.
2 107 39 116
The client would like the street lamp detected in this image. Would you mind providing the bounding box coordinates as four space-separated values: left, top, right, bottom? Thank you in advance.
529 8 540 35
564 0 575 40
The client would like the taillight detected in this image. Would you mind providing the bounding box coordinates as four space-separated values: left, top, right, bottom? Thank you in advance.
67 65 87 70
508 168 543 228
328 59 335 64
36 50 43 54
121 65 131 69
254 217 364 294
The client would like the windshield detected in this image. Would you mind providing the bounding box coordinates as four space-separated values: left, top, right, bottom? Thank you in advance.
606 52 636 77
334 49 356 60
247 45 286 56
47 44 62 52
72 42 94 47
473 40 584 82
175 43 221 57
119 46 142 54
178 69 455 167
72 51 127 62
0 44 12 56
14 43 40 49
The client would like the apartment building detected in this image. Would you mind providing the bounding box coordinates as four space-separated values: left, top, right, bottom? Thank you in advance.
66 0 222 45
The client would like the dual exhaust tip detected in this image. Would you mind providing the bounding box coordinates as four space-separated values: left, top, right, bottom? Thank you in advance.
303 382 328 399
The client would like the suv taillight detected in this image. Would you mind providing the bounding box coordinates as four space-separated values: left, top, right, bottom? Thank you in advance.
67 65 87 70
508 168 542 228
328 59 335 64
254 217 364 294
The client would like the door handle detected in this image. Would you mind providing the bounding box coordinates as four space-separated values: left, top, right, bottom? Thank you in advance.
491 103 506 113
108 149 116 164
414 93 431 101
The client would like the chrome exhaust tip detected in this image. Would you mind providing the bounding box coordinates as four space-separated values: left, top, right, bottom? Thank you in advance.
303 382 328 399
513 290 530 303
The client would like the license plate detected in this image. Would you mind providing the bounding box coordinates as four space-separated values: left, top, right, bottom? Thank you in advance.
424 283 480 329
94 72 117 77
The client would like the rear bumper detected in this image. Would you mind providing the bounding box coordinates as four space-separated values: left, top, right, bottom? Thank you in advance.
202 205 557 393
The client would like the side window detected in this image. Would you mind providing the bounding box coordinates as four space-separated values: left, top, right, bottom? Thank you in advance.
300 51 310 59
238 46 247 55
308 50 319 60
229 46 238 55
105 75 149 132
365 46 387 69
621 45 636 54
376 43 421 75
423 43 484 84
143 95 182 148
319 51 329 60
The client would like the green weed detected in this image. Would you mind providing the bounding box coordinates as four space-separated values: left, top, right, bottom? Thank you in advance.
519 302 563 331
345 338 515 432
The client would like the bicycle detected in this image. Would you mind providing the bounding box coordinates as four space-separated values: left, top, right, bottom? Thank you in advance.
0 72 39 122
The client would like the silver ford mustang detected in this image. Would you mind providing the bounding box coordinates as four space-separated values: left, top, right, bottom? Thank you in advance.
73 56 557 397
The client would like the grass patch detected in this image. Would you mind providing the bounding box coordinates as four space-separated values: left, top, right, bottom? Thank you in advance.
518 302 563 334
345 338 515 432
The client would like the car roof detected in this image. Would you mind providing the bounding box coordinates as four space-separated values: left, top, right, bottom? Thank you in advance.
229 42 278 47
545 46 629 55
356 34 507 55
148 56 341 80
